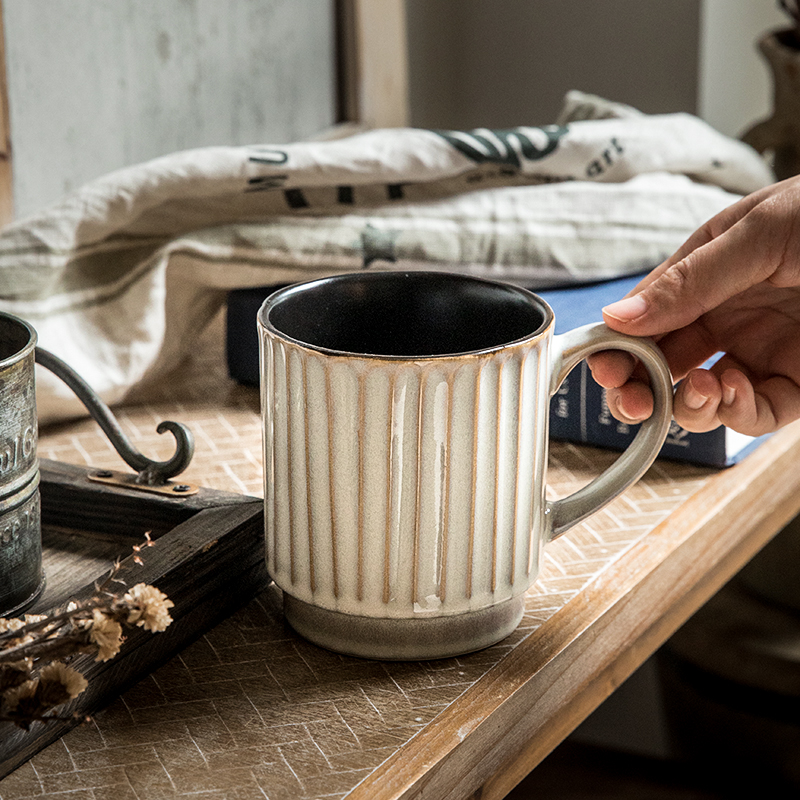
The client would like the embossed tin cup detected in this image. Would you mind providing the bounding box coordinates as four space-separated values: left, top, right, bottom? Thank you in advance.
0 312 43 615
258 271 672 659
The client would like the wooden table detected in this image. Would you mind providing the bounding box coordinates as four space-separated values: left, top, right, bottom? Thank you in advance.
3 312 800 800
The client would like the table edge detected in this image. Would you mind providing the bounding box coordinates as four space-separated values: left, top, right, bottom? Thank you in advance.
347 421 800 800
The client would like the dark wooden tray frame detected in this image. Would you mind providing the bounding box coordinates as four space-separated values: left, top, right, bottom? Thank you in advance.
0 458 267 778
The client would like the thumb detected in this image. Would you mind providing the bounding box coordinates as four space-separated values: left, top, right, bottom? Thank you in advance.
601 211 775 337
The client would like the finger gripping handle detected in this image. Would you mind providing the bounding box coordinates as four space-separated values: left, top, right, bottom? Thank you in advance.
547 323 673 540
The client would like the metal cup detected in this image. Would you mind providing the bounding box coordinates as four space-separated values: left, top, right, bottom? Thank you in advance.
0 310 197 617
0 313 43 615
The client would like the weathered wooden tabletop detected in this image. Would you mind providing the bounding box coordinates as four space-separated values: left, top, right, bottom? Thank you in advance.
3 311 800 800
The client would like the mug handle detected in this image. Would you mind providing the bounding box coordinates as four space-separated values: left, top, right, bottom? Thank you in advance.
547 322 673 540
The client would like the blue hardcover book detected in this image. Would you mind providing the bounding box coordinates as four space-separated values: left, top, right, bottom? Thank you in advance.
226 276 767 468
540 275 768 467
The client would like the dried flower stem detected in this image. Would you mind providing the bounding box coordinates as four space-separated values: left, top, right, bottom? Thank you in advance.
0 536 172 728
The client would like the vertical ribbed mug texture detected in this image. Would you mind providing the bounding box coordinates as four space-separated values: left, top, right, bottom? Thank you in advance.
258 273 672 658
260 329 551 620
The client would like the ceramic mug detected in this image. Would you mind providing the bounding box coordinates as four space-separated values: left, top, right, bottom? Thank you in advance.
258 271 672 659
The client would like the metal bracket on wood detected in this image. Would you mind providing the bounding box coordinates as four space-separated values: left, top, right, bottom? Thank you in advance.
87 468 199 497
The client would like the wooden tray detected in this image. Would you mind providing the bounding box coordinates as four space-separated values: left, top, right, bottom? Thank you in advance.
0 458 267 778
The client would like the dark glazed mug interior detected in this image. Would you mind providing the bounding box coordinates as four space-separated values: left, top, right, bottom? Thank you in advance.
263 271 550 357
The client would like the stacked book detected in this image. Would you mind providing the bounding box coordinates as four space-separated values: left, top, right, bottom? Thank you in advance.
227 274 767 468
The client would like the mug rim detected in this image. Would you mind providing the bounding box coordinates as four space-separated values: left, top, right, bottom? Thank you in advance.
258 270 555 360
0 311 37 370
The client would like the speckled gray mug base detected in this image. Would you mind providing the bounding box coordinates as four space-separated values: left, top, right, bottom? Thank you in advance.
283 593 526 661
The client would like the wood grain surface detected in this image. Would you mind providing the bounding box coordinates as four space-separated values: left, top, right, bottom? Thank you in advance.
0 461 266 781
1 310 794 800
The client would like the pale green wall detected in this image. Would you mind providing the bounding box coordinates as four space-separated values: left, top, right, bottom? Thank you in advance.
3 0 337 219
699 0 786 138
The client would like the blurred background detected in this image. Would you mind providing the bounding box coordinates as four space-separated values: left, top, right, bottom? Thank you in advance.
0 0 786 220
1 2 797 798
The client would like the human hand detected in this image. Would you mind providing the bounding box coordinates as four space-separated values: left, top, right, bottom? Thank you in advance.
588 174 800 436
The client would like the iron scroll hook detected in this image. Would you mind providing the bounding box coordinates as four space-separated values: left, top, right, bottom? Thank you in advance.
34 347 195 486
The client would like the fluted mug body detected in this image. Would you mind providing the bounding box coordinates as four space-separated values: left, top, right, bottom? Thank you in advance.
258 272 672 659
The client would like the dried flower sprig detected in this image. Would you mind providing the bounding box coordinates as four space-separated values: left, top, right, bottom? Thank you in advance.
0 538 173 730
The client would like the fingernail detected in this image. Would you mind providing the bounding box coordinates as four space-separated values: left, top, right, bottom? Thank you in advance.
684 377 709 410
602 295 648 323
722 380 736 406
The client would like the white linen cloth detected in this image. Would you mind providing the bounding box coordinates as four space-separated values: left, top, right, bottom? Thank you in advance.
0 91 773 423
